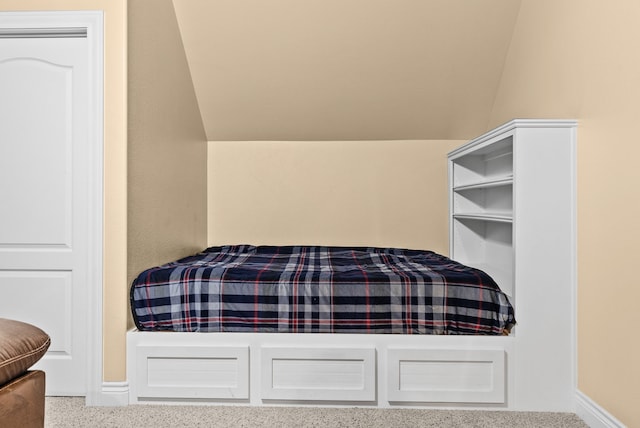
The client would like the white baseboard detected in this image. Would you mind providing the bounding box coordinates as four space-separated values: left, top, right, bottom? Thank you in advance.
88 382 628 421
576 390 626 428
91 381 129 407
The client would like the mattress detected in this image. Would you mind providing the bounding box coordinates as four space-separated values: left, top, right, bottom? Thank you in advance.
130 245 515 335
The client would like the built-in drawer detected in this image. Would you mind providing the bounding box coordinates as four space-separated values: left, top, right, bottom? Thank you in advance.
261 347 376 402
387 348 506 404
136 345 249 400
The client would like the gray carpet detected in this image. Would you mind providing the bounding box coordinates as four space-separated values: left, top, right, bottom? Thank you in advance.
45 397 589 428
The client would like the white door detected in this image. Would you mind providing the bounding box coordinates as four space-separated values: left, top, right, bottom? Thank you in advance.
0 28 93 395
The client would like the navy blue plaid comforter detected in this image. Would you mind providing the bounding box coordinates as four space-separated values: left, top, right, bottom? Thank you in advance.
130 245 515 335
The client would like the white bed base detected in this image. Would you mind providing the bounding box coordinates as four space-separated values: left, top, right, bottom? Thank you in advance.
127 327 574 411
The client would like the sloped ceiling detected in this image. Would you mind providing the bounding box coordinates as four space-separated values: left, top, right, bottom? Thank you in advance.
172 0 521 141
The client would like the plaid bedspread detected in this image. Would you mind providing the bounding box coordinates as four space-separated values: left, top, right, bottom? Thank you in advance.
130 245 515 335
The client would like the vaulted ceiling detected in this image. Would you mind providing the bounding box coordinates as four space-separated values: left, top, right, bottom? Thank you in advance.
172 0 521 141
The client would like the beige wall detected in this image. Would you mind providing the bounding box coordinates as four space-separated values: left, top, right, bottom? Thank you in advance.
127 0 208 332
1 0 129 382
208 140 461 255
173 0 520 141
489 0 640 425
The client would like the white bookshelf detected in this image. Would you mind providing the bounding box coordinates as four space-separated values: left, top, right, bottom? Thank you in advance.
449 131 514 297
449 119 576 305
448 119 578 411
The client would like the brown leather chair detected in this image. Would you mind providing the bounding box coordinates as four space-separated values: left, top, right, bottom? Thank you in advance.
0 318 51 428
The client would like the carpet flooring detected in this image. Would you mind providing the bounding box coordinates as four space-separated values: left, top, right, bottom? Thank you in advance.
45 397 589 428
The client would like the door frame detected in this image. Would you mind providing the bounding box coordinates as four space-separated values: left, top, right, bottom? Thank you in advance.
0 11 104 404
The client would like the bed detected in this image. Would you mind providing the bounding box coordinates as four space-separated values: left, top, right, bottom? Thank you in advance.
130 245 515 336
127 245 522 407
126 121 576 411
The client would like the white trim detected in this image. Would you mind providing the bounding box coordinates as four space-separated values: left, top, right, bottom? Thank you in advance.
448 119 577 158
83 10 105 407
98 382 130 407
569 125 579 403
576 390 626 428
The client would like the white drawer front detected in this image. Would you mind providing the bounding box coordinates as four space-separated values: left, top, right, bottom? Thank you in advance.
261 347 376 402
388 348 506 404
137 345 249 400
